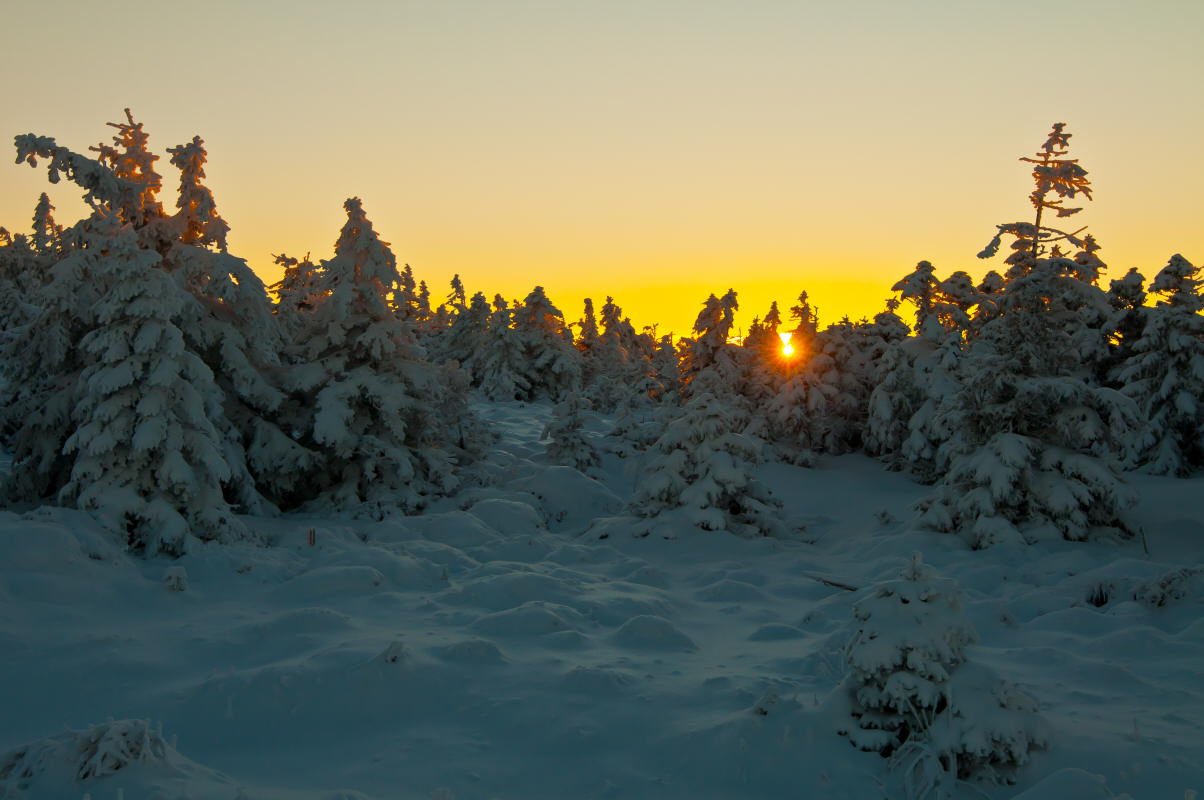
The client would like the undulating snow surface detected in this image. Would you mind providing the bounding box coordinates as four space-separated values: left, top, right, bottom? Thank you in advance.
1 400 1202 799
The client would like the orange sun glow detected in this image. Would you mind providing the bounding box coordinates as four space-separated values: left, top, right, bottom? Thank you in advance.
778 331 794 357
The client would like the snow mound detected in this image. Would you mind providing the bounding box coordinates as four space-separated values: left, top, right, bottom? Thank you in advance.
467 498 546 536
469 601 586 637
0 519 87 571
560 665 635 695
271 565 385 601
578 590 671 626
748 623 806 641
511 466 624 531
441 570 578 611
430 638 506 664
1011 767 1132 799
696 578 766 602
611 614 697 652
366 512 503 549
236 607 355 638
0 719 242 799
400 510 504 548
325 547 446 591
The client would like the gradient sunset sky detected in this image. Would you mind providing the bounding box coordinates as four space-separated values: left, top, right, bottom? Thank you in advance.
2 0 1201 336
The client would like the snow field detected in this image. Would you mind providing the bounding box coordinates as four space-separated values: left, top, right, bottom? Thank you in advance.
0 400 1202 799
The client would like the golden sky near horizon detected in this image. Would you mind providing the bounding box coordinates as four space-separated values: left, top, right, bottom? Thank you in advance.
2 0 1201 336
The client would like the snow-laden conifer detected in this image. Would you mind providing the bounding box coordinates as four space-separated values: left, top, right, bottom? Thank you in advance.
30 193 62 258
477 295 530 401
840 555 1047 789
270 252 322 324
586 296 655 412
447 273 467 313
476 287 581 401
1116 255 1204 474
543 391 600 473
511 286 583 399
0 218 105 498
630 388 782 537
59 213 248 555
680 290 745 397
165 135 230 251
918 258 1138 546
577 297 600 353
766 319 868 461
285 198 469 515
439 291 493 380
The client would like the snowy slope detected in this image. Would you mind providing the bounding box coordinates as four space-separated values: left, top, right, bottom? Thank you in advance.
1 399 1202 799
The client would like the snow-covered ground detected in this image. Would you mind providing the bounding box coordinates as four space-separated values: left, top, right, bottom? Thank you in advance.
1 400 1202 800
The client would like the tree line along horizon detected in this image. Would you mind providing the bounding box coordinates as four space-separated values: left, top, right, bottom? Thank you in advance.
0 111 1200 556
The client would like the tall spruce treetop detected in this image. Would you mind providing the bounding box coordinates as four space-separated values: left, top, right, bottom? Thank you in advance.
789 290 819 348
892 261 943 339
30 193 62 257
447 273 467 312
89 109 170 245
979 123 1096 273
577 297 599 350
166 136 230 251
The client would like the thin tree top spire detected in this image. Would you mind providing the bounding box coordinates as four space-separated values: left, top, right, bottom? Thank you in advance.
979 122 1097 267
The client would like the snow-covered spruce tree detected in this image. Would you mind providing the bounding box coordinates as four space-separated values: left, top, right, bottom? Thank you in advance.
60 212 249 555
30 192 63 260
476 294 531 401
15 115 293 516
625 288 783 535
158 147 290 516
284 198 470 515
165 136 230 251
1116 255 1204 475
680 289 750 403
0 229 29 331
542 391 600 473
439 290 493 381
765 313 873 463
629 386 783 538
447 273 467 314
0 218 106 498
576 297 600 354
892 260 944 339
606 330 680 456
649 332 682 400
5 124 152 482
866 334 962 482
586 296 655 413
917 256 1139 547
741 300 788 408
0 195 63 331
866 266 969 479
840 555 1047 788
509 286 583 400
1103 267 1147 383
269 252 322 328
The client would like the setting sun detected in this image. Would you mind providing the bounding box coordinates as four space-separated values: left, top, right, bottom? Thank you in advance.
779 331 795 357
